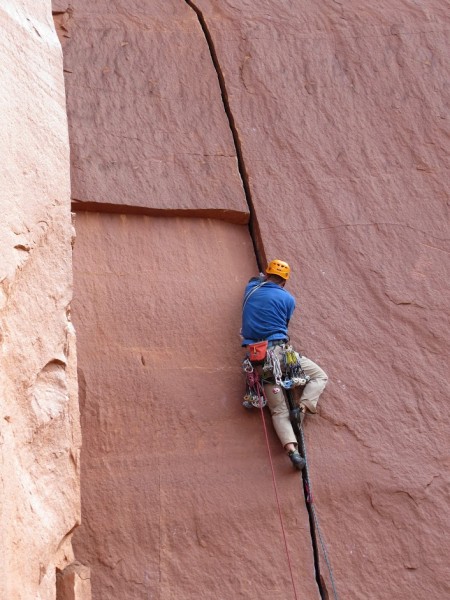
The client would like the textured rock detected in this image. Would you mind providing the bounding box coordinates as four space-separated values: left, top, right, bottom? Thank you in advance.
61 0 449 599
72 213 318 599
56 562 92 600
189 2 450 598
0 1 81 599
58 0 247 220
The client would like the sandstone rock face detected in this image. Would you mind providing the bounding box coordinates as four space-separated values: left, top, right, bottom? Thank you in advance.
72 214 318 599
192 2 450 598
0 2 83 599
56 562 92 600
58 0 247 220
61 0 448 599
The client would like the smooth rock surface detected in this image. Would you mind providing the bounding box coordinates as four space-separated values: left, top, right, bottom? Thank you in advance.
72 213 319 599
0 1 81 599
192 2 450 598
57 0 247 219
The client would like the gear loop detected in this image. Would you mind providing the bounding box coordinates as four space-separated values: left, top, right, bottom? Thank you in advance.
261 344 310 389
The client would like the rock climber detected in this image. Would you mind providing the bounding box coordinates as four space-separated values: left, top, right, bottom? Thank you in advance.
241 259 328 470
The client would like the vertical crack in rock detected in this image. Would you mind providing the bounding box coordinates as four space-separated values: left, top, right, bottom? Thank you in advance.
184 3 330 598
184 0 265 271
299 452 330 600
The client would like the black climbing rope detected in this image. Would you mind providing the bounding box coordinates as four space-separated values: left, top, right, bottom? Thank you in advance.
286 390 340 600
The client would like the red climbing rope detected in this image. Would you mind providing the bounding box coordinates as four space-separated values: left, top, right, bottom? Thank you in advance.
257 392 299 600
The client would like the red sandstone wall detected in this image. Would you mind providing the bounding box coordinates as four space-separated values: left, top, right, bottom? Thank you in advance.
0 2 84 598
72 214 319 599
193 2 450 598
59 1 449 599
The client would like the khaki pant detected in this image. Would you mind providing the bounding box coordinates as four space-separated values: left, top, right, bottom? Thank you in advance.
263 352 328 448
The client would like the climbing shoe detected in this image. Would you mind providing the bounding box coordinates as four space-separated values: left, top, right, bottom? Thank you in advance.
288 451 306 471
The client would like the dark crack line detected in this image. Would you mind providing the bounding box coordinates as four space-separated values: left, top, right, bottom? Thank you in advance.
290 394 334 600
185 3 331 599
71 199 249 224
184 0 265 272
298 432 334 600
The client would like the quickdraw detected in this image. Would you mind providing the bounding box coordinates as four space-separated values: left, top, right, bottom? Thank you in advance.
282 347 310 389
242 358 267 408
263 345 310 389
263 348 283 385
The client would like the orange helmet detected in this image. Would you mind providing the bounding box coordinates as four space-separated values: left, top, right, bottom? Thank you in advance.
266 259 290 280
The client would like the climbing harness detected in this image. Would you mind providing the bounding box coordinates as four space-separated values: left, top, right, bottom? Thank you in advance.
242 344 309 408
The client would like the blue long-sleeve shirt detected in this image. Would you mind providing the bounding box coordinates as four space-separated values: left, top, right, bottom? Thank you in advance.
241 279 295 345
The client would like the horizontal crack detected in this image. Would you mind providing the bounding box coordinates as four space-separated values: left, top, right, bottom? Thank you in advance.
71 199 249 224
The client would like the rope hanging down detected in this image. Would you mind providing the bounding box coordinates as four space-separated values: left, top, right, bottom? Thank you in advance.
243 357 339 599
244 361 299 600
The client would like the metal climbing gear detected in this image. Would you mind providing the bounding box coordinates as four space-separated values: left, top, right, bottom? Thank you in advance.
263 345 310 389
242 358 267 408
283 346 310 388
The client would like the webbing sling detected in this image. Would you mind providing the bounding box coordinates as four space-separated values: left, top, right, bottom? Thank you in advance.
242 280 268 310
